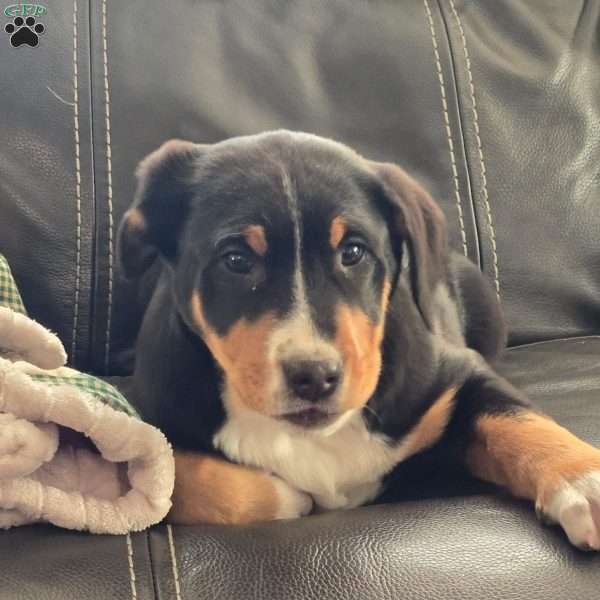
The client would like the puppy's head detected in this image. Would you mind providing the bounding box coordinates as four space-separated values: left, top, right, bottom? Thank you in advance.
118 131 446 431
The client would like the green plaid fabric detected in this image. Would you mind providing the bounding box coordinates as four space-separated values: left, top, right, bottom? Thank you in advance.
0 253 139 418
27 372 138 417
0 255 26 315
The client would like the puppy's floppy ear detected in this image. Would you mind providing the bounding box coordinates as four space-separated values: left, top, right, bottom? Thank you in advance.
117 139 206 279
368 161 447 330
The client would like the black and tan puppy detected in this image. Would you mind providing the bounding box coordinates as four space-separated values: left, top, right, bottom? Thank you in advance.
119 131 600 549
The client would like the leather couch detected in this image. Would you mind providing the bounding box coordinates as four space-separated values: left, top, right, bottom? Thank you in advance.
1 1 599 598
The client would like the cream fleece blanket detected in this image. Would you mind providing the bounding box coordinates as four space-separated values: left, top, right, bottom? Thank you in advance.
0 273 174 534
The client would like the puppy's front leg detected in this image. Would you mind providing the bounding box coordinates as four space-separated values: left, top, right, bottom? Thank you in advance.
168 450 313 525
465 390 600 550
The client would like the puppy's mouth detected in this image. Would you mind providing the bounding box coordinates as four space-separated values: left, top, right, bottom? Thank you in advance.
279 407 336 428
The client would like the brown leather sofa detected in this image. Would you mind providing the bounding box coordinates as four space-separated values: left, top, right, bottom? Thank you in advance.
1 1 600 598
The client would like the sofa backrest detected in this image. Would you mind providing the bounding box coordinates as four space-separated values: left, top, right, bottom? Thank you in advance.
1 0 599 374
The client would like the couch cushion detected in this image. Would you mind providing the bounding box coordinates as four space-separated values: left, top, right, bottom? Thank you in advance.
97 0 600 370
1 337 599 599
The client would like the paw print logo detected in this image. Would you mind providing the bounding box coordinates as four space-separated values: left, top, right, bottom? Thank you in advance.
5 16 45 47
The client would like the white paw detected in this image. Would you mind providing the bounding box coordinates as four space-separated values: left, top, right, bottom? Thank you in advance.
269 475 313 520
541 471 600 550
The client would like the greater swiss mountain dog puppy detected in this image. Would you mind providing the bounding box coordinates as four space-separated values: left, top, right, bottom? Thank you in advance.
118 131 600 550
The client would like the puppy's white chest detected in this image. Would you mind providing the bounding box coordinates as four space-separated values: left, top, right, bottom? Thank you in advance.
214 411 404 510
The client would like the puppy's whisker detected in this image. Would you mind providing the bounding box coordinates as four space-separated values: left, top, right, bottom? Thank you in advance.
363 404 382 425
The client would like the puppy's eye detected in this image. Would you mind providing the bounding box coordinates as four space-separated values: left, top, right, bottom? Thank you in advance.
340 242 366 267
223 251 254 274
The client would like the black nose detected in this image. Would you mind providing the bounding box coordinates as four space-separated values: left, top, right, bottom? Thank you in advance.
283 360 342 402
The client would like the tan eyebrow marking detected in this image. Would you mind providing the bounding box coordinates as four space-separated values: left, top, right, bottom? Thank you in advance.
329 216 346 250
243 225 268 256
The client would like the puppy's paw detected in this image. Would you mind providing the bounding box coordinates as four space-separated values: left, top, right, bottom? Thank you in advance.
269 475 313 520
538 471 600 551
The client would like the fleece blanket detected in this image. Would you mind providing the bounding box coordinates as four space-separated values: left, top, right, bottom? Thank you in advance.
0 255 174 534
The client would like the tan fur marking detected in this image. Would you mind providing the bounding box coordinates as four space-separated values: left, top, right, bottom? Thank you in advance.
243 225 268 256
467 412 600 509
125 208 146 232
168 450 279 524
329 216 347 250
335 280 391 410
408 387 456 455
191 292 276 413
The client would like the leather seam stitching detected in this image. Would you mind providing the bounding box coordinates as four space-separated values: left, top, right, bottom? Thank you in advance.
508 335 600 351
422 0 468 257
167 524 183 600
447 0 500 297
126 532 139 600
71 0 82 364
101 0 114 373
145 530 159 600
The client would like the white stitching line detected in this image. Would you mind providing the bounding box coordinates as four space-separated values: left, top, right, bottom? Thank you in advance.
125 533 138 600
508 335 600 351
70 0 82 363
447 0 500 297
423 0 468 257
167 524 183 600
102 0 115 372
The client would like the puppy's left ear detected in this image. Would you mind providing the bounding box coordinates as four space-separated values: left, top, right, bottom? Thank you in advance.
368 161 447 330
117 139 207 279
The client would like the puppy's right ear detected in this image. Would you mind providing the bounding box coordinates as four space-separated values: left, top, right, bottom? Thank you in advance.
117 139 206 279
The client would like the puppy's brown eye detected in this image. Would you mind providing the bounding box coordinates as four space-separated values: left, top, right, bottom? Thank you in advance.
340 242 366 267
223 251 254 274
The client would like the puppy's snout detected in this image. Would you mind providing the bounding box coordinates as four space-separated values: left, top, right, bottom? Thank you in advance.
283 359 342 402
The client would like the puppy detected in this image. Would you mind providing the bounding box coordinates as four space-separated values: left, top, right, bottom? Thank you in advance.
118 131 600 549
